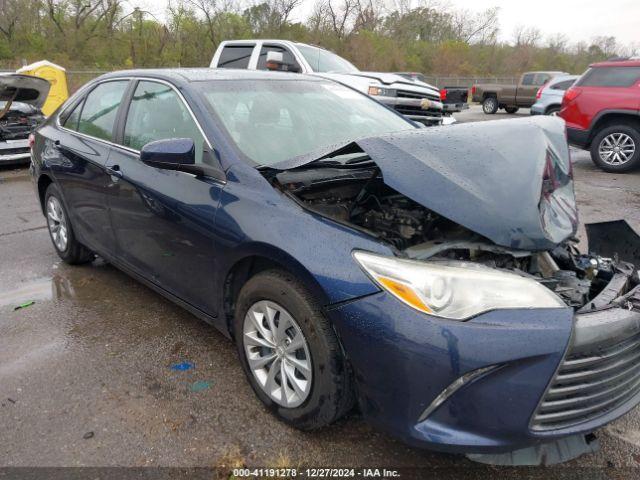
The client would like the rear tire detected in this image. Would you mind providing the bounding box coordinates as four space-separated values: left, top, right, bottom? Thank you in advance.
546 106 561 116
590 124 640 173
44 183 94 264
482 97 498 114
234 269 354 430
504 106 519 114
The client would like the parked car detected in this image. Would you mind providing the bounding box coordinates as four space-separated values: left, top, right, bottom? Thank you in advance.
438 86 469 113
530 75 578 116
0 74 48 166
472 71 568 114
395 72 468 116
31 69 640 457
561 59 640 172
211 40 445 126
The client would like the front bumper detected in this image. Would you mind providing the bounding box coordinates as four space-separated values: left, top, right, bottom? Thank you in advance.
375 95 444 126
0 138 31 165
326 291 640 453
443 102 469 113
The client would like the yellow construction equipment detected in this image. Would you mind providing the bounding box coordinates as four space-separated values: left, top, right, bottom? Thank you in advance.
16 60 69 116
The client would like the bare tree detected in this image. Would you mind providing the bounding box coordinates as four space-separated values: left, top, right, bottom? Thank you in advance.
513 25 541 47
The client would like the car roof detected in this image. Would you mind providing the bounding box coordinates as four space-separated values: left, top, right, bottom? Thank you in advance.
549 74 579 83
97 68 324 84
590 60 640 68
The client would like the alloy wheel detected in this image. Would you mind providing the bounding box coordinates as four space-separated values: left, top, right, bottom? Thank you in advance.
243 300 312 408
483 98 497 113
599 133 636 166
46 196 68 252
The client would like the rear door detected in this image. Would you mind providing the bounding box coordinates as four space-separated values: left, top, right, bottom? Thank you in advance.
578 66 640 125
105 79 224 315
516 73 545 105
214 44 256 69
47 79 130 255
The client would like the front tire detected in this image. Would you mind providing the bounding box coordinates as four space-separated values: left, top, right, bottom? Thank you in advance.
482 97 498 114
44 183 94 264
504 106 519 114
590 124 640 173
234 269 354 430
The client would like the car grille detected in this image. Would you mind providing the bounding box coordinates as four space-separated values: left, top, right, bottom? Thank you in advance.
531 327 640 431
393 104 443 119
396 89 439 101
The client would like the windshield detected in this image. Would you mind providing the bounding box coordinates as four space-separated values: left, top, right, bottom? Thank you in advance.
197 79 413 166
296 44 359 73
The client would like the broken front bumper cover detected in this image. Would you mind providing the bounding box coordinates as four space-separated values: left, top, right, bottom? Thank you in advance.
0 138 30 164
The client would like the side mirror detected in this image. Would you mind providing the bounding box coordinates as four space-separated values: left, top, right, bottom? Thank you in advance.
265 51 300 73
141 138 195 166
141 138 225 182
266 51 285 71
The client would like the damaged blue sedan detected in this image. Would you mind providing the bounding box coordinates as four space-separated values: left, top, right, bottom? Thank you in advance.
30 69 640 458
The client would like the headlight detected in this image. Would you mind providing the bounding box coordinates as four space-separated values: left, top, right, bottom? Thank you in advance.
368 86 395 97
353 251 566 320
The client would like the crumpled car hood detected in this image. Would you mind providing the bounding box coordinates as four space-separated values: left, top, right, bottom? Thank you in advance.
271 116 578 251
0 74 50 109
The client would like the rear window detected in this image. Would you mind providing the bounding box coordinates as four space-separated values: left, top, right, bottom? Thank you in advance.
218 45 254 69
551 79 575 91
578 67 640 87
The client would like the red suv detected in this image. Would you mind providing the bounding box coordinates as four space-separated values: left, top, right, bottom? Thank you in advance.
561 60 640 172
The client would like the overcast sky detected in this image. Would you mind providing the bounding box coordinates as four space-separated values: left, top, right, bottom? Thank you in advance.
136 0 640 47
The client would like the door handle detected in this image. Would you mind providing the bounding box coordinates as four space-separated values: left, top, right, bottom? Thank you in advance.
106 164 123 178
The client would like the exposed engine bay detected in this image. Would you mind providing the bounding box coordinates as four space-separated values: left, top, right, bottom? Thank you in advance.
267 161 640 313
0 104 44 141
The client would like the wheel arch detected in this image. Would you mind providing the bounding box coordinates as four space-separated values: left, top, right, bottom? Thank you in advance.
588 111 640 143
220 245 331 339
37 173 54 214
544 104 561 114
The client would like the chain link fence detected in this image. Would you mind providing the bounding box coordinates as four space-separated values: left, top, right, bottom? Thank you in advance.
65 72 517 92
4 69 518 94
422 76 518 87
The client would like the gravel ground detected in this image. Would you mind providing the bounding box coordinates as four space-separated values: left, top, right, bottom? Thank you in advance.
1 106 639 478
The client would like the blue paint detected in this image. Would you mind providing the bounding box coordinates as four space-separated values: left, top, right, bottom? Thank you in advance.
170 361 194 371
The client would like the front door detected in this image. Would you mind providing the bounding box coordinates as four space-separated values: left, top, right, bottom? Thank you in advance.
105 80 224 316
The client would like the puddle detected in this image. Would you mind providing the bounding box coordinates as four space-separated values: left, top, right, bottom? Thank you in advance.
0 278 54 308
0 273 90 308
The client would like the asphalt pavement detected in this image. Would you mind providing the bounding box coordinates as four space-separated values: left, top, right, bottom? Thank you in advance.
1 106 640 477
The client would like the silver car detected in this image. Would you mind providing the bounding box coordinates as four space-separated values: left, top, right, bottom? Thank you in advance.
530 75 578 116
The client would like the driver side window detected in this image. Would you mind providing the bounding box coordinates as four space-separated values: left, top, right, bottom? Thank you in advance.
123 81 205 163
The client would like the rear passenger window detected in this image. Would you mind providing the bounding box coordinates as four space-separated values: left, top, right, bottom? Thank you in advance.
123 81 205 163
533 73 551 86
257 45 301 72
578 67 640 87
77 81 128 141
521 74 535 85
218 45 254 69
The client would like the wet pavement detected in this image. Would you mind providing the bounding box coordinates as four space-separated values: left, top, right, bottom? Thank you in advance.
1 109 640 476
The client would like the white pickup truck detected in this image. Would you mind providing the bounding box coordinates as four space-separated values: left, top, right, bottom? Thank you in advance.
210 39 446 126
